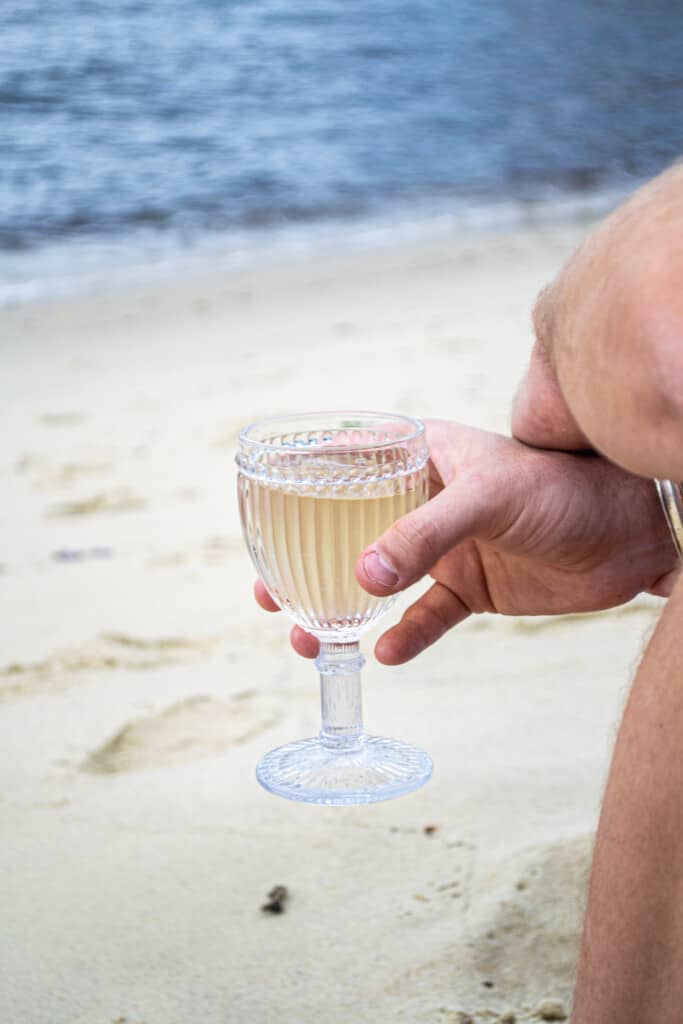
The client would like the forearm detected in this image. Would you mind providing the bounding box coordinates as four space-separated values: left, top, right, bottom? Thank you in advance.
573 572 683 1021
538 162 683 479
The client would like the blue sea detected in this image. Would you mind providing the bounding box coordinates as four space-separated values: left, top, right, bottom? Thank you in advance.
3 0 683 303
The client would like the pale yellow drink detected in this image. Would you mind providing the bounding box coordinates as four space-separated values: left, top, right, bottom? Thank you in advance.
240 468 428 635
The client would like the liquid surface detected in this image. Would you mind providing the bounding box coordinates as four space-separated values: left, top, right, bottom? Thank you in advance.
240 470 428 638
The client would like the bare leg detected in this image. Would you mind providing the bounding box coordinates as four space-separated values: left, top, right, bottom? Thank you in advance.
573 575 683 1021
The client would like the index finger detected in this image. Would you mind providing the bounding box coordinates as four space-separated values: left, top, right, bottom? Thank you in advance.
254 578 281 612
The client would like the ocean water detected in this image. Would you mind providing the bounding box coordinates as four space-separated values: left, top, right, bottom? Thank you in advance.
3 0 683 303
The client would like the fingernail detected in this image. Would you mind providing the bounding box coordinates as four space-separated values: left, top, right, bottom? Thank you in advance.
363 549 399 588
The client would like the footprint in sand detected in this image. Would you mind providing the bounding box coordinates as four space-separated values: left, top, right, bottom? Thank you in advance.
16 451 116 490
82 694 281 773
0 631 225 702
45 486 147 518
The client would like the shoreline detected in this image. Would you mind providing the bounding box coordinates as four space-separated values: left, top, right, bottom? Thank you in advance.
0 181 631 310
1 215 591 349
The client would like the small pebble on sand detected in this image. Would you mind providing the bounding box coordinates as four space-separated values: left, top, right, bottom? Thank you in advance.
261 885 289 914
537 999 567 1021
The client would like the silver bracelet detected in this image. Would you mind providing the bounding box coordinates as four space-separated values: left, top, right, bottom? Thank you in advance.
655 479 683 559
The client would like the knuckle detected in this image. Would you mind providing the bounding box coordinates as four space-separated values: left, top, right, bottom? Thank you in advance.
403 599 450 649
389 512 440 572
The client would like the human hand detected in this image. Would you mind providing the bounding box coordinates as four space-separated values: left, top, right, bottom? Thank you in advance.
254 419 677 664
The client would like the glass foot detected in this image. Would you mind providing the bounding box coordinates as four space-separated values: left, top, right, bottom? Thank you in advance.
256 735 433 805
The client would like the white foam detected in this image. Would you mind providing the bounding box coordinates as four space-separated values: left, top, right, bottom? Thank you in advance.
0 182 637 308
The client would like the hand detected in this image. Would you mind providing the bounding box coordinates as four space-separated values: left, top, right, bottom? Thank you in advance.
255 420 678 664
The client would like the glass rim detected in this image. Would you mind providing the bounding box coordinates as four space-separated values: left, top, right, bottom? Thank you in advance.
237 410 426 454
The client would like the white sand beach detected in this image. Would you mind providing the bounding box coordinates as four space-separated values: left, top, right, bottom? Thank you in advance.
0 223 661 1022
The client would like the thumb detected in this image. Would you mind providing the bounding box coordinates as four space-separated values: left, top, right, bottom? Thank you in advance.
355 478 489 596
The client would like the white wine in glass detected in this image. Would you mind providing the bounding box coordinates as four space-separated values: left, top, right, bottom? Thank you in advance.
236 411 432 804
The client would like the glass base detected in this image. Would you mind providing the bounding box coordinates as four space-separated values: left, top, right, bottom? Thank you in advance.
256 735 433 805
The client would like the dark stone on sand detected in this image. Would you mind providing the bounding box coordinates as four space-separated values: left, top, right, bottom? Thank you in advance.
261 885 289 914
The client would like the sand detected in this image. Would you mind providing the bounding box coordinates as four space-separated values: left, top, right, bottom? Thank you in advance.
0 223 662 1023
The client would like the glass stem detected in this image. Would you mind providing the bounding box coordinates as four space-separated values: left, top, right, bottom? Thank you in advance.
316 641 366 752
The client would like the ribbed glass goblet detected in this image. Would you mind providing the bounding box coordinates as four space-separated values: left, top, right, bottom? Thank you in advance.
236 411 432 805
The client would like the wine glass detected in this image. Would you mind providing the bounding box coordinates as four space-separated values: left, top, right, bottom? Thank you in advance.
236 411 432 805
